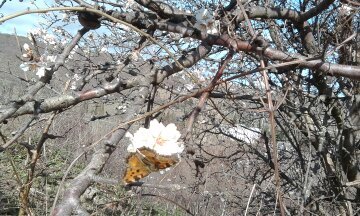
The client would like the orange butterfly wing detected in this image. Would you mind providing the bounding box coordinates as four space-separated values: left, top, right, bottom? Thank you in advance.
123 153 151 184
138 148 179 170
122 147 179 184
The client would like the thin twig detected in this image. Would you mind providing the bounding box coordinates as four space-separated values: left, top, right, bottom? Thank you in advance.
1 116 36 151
185 51 234 136
260 57 285 215
141 193 194 216
245 184 257 216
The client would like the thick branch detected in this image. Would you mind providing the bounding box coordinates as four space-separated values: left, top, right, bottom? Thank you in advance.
52 85 150 215
298 0 336 22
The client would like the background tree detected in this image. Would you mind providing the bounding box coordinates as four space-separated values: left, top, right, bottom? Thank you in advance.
0 0 359 215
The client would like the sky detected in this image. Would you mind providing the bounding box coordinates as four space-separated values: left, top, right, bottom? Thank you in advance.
0 0 49 36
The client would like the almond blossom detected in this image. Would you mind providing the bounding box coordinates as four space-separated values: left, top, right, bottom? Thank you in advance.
126 119 184 155
22 43 33 59
19 44 56 78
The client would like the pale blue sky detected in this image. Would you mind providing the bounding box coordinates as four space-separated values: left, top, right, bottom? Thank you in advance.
0 0 50 36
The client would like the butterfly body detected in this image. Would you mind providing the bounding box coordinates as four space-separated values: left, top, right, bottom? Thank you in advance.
123 147 179 184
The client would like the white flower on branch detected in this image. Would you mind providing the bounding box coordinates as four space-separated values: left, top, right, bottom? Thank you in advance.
19 44 55 78
36 66 46 78
23 43 30 52
22 43 33 59
339 3 354 16
20 63 32 72
46 55 57 62
116 105 127 113
194 8 219 34
61 12 70 22
43 33 57 45
29 28 45 38
20 62 50 78
126 119 184 156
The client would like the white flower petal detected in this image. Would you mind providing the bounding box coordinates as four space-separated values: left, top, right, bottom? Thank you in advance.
36 67 46 78
125 119 183 155
23 43 30 51
46 55 57 62
127 143 137 152
148 119 164 138
20 63 29 72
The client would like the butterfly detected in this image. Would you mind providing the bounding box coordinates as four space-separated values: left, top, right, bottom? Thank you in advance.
122 147 179 184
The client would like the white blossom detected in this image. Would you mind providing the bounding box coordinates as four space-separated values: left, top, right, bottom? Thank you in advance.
116 105 127 113
339 3 354 16
70 81 77 90
194 8 219 34
23 43 30 52
159 168 171 175
126 119 184 155
20 63 30 72
22 43 33 59
61 12 69 21
29 28 45 37
53 27 65 35
43 34 57 45
19 53 54 78
73 74 81 81
19 62 40 73
125 128 153 152
46 55 57 62
22 53 30 58
36 67 46 78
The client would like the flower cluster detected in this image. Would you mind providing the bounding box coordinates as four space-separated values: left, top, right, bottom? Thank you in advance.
194 8 220 34
19 43 57 78
29 28 58 46
126 119 184 156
